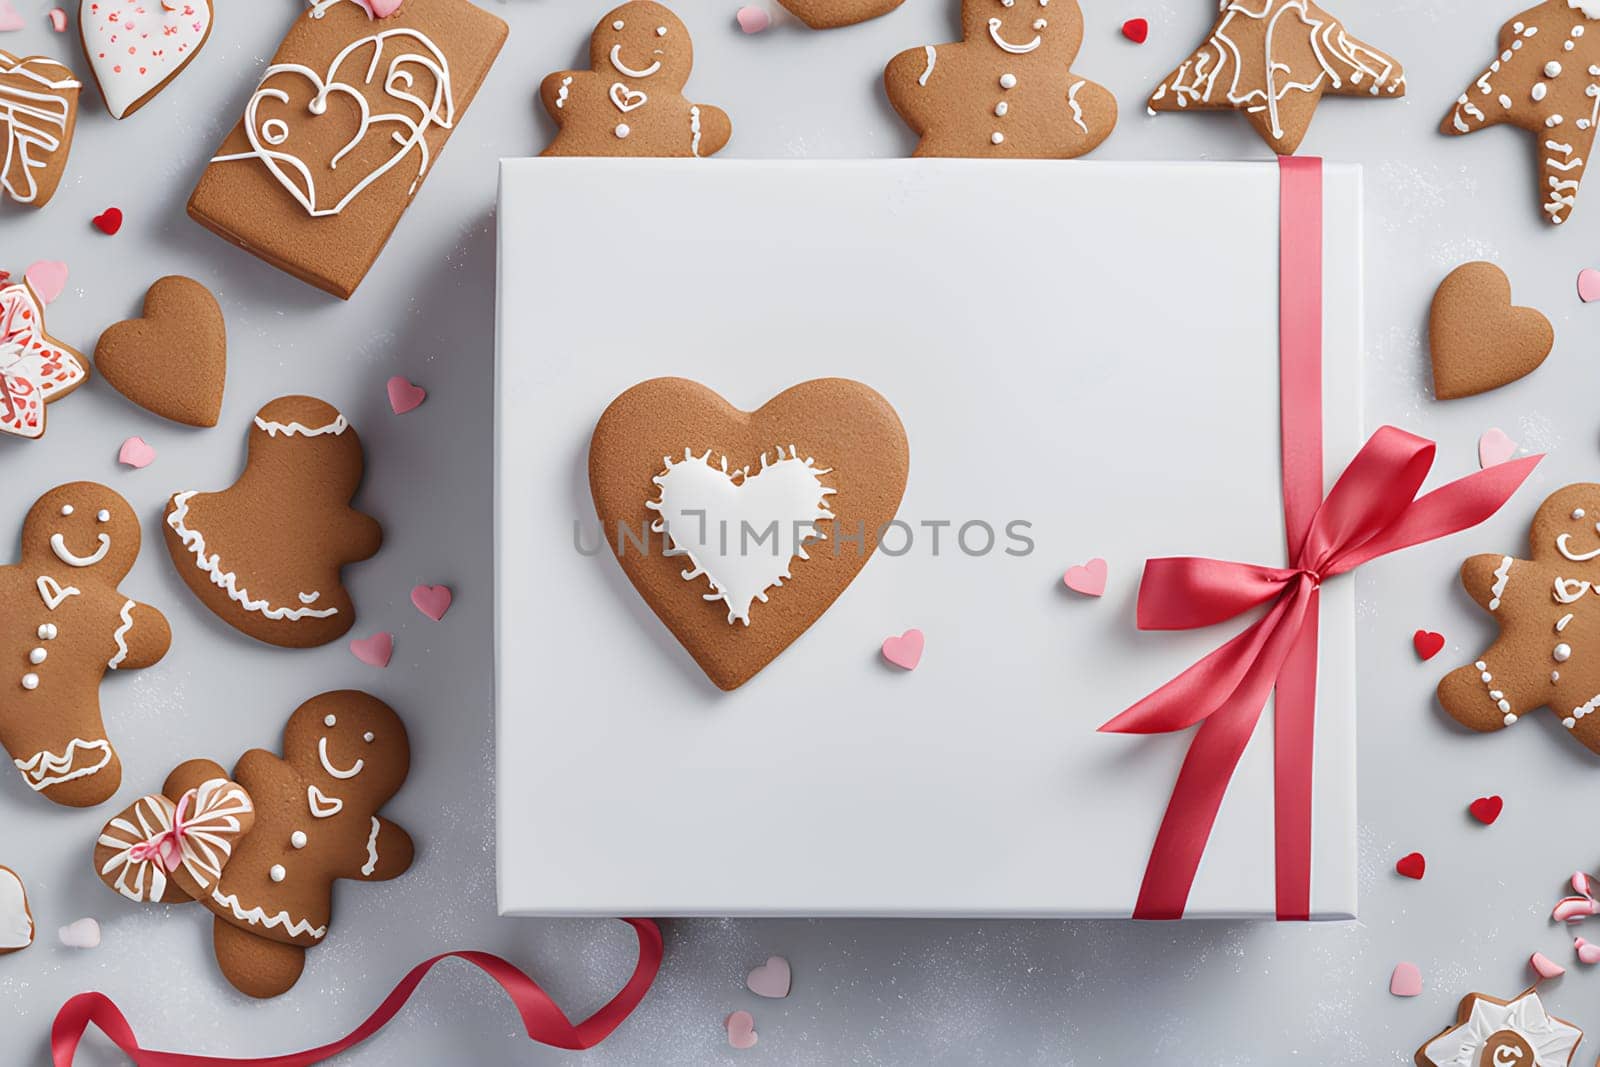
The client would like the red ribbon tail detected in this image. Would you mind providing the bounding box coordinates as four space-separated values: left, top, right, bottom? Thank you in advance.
51 919 663 1066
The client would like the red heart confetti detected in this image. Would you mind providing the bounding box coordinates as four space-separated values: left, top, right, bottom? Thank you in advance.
92 207 122 235
1395 852 1425 880
1413 629 1444 661
1469 795 1503 825
1121 17 1149 44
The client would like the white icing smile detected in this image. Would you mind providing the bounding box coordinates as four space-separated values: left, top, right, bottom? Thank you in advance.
988 18 1040 54
318 736 364 780
609 44 662 79
50 531 110 567
1557 532 1600 561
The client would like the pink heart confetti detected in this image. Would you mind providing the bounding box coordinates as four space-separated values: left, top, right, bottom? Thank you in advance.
1478 428 1517 469
736 5 770 33
725 1011 758 1050
117 436 155 469
1389 961 1422 997
57 918 100 949
1531 951 1566 979
47 7 66 30
881 628 924 671
745 955 791 999
349 632 393 668
1577 937 1600 965
0 0 22 31
24 260 68 304
386 376 426 415
410 584 452 622
1579 268 1600 304
1063 557 1108 597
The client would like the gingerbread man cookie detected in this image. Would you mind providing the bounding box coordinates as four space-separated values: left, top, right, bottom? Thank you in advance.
163 396 382 649
540 1 732 158
92 692 412 997
778 0 904 29
884 0 1116 158
0 483 171 807
1147 0 1405 155
1444 2 1600 225
1 279 89 441
1438 484 1600 753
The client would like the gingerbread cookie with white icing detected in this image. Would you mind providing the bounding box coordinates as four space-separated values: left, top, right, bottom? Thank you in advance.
778 0 904 29
1 279 90 441
884 0 1116 158
91 692 412 998
79 0 214 119
539 1 731 158
0 867 33 954
1444 1 1600 225
0 483 170 807
162 396 381 649
1415 987 1581 1067
1439 484 1600 752
0 51 80 208
1147 0 1404 155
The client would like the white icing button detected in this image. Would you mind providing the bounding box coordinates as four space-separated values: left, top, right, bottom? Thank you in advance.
1554 671 1562 683
612 19 623 29
1555 643 1573 662
324 714 337 727
1566 716 1578 729
991 131 1005 144
656 25 666 35
1535 83 1549 101
28 648 45 665
1576 509 1587 520
1032 18 1046 28
1548 60 1564 77
1503 712 1518 725
21 674 38 690
291 831 307 849
270 864 286 883
363 732 374 743
1000 73 1017 89
37 624 56 640
1498 699 1512 712
60 505 73 516
1548 114 1566 127
1475 661 1488 670
96 509 109 523
995 101 1008 116
1481 672 1493 683
616 123 631 138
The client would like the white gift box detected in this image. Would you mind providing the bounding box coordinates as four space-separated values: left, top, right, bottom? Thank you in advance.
494 159 1362 919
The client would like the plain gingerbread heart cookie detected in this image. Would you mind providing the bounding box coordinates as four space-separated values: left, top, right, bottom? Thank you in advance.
589 377 909 690
91 691 413 997
79 0 213 119
1430 261 1554 400
1438 484 1600 752
0 483 171 807
539 1 732 158
1147 0 1404 155
0 279 90 441
95 276 226 428
163 396 381 648
778 0 904 29
883 0 1116 158
0 51 80 208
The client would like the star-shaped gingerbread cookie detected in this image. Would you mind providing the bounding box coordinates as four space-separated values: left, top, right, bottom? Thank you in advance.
1438 484 1600 752
1147 0 1405 154
1443 2 1600 225
1415 988 1581 1067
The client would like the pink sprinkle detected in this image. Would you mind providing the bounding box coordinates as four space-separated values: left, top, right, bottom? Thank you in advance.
0 0 23 32
117 436 155 469
1578 937 1600 965
349 632 393 668
1575 872 1595 897
1531 952 1566 979
1389 961 1422 997
736 5 769 33
1553 896 1598 923
47 7 66 30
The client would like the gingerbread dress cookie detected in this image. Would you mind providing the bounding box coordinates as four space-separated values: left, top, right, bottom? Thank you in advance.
0 483 170 806
92 692 412 997
884 0 1116 158
540 2 732 158
1444 2 1600 225
1438 484 1600 753
163 396 381 648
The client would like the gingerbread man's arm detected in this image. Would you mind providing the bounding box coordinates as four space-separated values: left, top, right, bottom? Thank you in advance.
691 104 732 158
347 816 413 882
883 45 939 133
1459 553 1521 613
231 748 284 792
338 509 383 568
538 69 592 126
111 600 171 672
1062 77 1117 157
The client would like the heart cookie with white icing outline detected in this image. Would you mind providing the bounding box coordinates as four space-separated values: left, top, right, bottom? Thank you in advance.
589 378 909 690
79 0 214 119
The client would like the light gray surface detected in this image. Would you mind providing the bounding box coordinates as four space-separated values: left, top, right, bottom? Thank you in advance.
0 0 1594 1063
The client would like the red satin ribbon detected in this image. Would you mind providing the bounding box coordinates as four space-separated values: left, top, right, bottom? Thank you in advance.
1099 157 1543 921
50 919 663 1065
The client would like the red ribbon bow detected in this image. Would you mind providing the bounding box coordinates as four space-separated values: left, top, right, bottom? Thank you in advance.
126 789 195 873
1098 157 1542 921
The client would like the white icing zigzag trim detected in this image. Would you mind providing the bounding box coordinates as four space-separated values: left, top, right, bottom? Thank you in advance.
211 888 327 941
166 492 339 622
1488 556 1513 611
108 598 135 669
361 816 380 876
252 415 349 438
15 738 111 791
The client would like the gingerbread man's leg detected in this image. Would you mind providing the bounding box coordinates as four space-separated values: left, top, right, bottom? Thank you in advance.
213 916 306 999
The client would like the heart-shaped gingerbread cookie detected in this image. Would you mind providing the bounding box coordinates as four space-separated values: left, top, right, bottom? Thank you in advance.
80 0 214 120
1430 262 1553 400
589 378 909 690
95 276 225 427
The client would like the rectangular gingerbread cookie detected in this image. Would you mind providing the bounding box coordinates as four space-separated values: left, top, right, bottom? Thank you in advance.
186 0 506 299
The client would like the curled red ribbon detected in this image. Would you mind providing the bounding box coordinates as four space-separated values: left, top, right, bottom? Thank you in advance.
51 919 662 1065
1099 158 1543 921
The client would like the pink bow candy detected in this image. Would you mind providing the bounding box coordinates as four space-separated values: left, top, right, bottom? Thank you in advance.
126 790 194 873
1101 427 1540 920
1554 872 1600 923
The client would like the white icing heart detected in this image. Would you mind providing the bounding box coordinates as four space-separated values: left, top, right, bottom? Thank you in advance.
211 27 455 218
646 446 836 626
609 82 648 113
80 0 213 119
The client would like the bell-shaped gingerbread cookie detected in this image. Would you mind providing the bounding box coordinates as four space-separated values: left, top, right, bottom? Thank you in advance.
163 396 381 648
0 483 171 806
91 691 413 998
